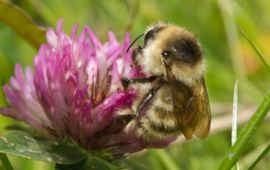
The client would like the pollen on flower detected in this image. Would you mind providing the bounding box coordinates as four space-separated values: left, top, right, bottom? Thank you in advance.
0 19 176 157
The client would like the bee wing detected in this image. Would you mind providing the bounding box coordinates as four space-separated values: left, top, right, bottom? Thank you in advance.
163 62 195 139
168 77 211 139
163 61 211 139
186 77 211 138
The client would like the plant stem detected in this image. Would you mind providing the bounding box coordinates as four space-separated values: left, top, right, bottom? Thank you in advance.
219 92 270 170
0 153 13 170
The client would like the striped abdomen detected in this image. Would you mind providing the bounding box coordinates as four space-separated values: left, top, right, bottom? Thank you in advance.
136 85 182 140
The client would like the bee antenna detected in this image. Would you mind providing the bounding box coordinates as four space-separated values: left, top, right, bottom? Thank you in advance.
126 33 144 52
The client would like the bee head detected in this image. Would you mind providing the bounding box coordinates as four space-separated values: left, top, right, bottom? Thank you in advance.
140 23 205 85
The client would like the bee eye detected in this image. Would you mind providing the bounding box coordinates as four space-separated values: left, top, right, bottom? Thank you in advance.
161 50 171 57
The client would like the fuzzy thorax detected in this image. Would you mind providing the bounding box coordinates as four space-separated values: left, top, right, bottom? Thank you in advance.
139 24 205 86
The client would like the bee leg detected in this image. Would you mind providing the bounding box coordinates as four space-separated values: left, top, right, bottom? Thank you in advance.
121 76 159 90
102 108 136 135
115 113 136 125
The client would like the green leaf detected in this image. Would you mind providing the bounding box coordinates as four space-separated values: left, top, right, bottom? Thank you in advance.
55 156 120 170
0 1 46 49
219 92 270 170
0 131 87 165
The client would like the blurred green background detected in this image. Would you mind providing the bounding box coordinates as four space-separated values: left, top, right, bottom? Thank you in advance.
1 0 270 169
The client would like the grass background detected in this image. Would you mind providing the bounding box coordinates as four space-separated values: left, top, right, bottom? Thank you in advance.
0 0 270 169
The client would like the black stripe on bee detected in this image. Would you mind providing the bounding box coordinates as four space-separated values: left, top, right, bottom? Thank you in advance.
148 121 180 134
147 117 180 134
137 121 153 136
144 26 165 46
154 106 174 119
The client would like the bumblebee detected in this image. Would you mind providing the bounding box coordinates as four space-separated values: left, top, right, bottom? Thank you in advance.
122 23 211 140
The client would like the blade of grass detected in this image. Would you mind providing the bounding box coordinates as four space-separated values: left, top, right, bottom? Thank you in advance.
151 149 178 170
218 0 263 102
0 153 13 170
0 1 46 49
231 80 240 170
238 28 270 73
231 79 238 145
218 0 245 78
247 142 270 170
124 0 140 31
219 91 270 170
239 142 269 168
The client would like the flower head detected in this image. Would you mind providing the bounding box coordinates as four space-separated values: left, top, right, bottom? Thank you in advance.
0 20 176 156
